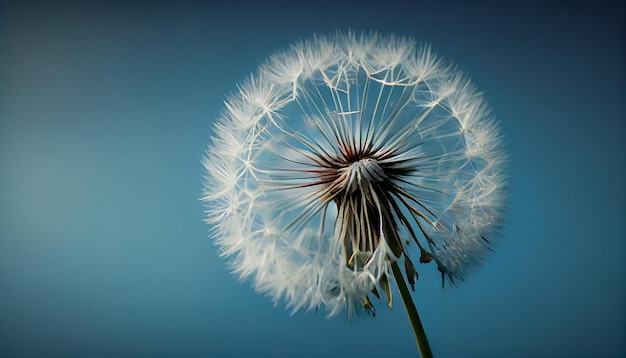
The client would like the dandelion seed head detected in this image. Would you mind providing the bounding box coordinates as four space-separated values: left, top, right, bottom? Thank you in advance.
202 31 507 317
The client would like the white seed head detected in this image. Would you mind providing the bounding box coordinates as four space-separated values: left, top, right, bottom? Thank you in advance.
202 31 507 317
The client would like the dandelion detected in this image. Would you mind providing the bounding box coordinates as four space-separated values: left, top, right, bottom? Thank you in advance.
202 31 507 357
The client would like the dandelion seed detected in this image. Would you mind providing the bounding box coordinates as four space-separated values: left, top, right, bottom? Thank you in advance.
202 31 507 357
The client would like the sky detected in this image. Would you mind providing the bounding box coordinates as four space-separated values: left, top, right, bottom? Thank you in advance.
0 1 624 357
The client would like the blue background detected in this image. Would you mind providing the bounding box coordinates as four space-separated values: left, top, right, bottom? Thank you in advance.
1 1 624 357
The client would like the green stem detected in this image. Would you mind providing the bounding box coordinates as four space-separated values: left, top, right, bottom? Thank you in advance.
391 260 433 358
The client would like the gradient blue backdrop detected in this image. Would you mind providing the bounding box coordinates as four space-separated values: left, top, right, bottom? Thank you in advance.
1 1 624 357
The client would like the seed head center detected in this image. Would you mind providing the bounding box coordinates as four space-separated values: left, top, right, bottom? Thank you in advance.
340 158 387 195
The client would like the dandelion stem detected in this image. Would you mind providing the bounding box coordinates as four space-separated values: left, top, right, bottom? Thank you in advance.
391 260 433 358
